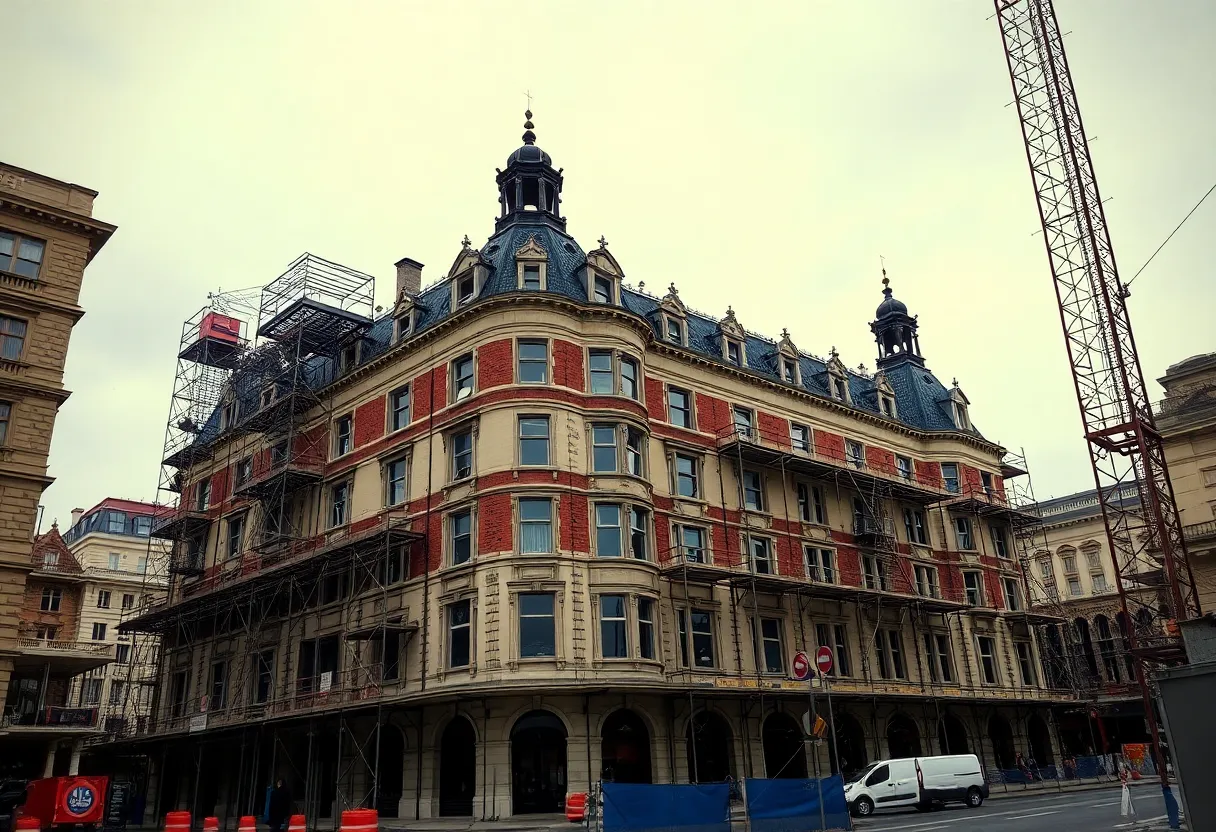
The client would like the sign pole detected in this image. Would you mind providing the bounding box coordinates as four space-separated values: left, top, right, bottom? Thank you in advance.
808 677 826 832
824 673 841 778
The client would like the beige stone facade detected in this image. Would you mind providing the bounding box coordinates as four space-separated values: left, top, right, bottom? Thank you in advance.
62 499 170 735
116 127 1072 822
1156 353 1216 614
0 163 114 751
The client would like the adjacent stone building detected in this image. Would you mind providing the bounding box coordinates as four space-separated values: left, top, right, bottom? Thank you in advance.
0 163 115 755
1156 353 1216 613
120 116 1071 822
3 526 112 778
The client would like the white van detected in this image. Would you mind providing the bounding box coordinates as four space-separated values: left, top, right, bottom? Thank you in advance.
843 754 988 817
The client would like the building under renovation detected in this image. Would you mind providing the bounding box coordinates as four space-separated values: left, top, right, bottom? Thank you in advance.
115 115 1075 822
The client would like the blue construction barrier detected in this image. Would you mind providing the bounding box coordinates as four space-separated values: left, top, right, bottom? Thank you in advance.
601 783 731 832
744 777 851 832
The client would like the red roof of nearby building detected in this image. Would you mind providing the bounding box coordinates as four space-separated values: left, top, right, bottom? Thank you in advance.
79 497 160 518
32 526 84 574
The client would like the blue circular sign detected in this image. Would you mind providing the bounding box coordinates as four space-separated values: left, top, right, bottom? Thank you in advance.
65 784 96 816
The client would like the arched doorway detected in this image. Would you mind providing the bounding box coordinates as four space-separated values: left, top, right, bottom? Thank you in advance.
686 711 733 783
831 713 867 776
375 725 405 817
601 709 652 784
1115 612 1137 681
1073 618 1100 680
988 714 1016 771
937 713 969 755
1094 615 1121 683
1027 714 1053 766
762 713 807 779
887 714 922 759
511 711 567 814
1043 625 1068 688
439 717 477 817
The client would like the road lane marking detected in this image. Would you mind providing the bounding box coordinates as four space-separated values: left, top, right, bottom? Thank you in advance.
1006 810 1061 819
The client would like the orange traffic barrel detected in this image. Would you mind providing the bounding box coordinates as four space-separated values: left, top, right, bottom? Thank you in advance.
165 812 192 832
238 817 257 832
288 815 306 832
15 818 41 831
565 793 587 823
202 818 219 832
339 809 377 832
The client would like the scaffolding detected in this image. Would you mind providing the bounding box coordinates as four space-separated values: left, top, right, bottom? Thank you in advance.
657 416 1073 778
115 254 427 824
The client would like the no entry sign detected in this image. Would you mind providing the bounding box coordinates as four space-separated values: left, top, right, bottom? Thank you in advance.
791 651 811 681
816 646 834 675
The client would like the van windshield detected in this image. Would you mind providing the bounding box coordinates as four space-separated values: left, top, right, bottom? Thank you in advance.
846 763 878 784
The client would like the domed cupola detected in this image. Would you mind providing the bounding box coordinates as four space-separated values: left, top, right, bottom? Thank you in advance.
495 110 566 233
870 274 924 368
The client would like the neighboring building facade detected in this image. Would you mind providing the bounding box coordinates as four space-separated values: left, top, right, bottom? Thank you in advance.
1156 353 1216 614
2 526 112 778
0 163 115 724
63 498 169 736
122 117 1071 822
1022 486 1148 752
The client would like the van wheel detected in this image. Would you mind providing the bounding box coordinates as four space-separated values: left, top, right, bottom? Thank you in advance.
852 796 874 817
967 787 984 808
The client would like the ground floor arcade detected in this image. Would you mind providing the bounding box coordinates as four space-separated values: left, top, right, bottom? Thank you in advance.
109 691 1064 823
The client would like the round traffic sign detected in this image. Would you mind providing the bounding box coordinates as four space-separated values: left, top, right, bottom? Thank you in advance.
791 651 811 681
816 646 834 675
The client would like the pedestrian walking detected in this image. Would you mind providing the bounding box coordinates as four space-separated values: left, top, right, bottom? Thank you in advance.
268 779 291 832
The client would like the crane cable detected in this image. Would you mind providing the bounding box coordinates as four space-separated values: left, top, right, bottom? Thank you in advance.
1125 180 1216 288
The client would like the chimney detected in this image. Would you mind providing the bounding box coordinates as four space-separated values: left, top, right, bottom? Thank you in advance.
395 258 424 299
70 507 84 528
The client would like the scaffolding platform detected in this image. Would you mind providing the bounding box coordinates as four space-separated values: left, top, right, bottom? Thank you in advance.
234 459 325 500
149 507 209 540
255 254 375 354
239 387 320 435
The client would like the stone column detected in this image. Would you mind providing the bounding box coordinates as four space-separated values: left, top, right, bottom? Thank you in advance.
68 739 83 775
43 742 57 777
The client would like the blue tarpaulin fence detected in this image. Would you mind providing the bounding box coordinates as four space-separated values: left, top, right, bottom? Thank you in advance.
601 783 731 832
744 777 851 832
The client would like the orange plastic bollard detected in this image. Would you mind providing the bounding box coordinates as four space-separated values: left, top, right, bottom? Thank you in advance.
165 812 192 832
565 793 587 823
15 818 41 832
203 818 219 832
288 814 306 832
339 808 377 832
238 816 257 832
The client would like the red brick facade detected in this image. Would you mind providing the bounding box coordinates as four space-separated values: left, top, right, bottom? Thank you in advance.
478 339 515 389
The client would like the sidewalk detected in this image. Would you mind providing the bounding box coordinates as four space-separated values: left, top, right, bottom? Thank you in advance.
986 776 1158 801
381 815 568 832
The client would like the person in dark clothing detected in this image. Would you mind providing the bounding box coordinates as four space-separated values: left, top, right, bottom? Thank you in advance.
268 780 291 832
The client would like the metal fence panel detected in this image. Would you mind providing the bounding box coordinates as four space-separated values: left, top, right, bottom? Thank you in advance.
743 777 851 832
601 783 731 832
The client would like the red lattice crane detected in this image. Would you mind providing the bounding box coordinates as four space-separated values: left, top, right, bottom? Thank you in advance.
995 0 1200 816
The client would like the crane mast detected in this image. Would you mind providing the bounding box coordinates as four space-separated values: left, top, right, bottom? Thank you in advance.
995 0 1200 810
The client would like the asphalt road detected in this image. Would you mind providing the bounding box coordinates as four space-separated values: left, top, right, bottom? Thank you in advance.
853 784 1176 831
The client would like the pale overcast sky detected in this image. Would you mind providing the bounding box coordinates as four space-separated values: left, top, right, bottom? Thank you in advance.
4 1 1213 529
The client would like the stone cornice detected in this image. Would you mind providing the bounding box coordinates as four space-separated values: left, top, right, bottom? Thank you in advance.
0 194 116 262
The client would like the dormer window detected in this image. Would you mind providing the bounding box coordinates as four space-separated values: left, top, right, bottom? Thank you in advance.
220 399 237 430
396 310 413 342
825 348 851 404
949 380 971 430
592 274 613 304
339 341 360 373
522 264 542 290
782 358 798 382
880 393 897 418
831 377 847 401
665 316 684 344
725 339 742 367
456 274 476 305
953 401 970 430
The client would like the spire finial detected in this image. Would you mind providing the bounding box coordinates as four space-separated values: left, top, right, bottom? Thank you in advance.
598 235 608 249
880 255 892 296
522 94 537 145
461 234 471 249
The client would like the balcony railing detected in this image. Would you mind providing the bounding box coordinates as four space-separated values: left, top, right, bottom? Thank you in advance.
1183 520 1216 543
715 424 952 503
17 637 114 657
2 706 100 728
